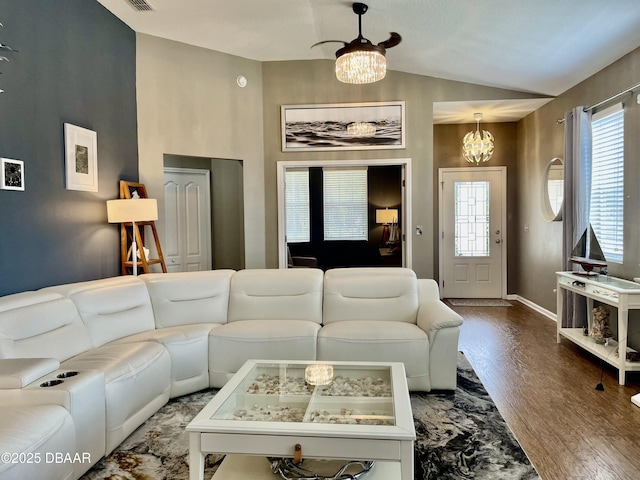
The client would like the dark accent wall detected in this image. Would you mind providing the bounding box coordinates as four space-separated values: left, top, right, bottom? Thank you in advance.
0 0 138 296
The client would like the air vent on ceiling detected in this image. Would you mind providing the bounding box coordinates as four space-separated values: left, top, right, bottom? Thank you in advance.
124 0 155 12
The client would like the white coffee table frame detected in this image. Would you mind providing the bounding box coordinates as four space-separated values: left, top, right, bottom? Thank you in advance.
187 359 416 480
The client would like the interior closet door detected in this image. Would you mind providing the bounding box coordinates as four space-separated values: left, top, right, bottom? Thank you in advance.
163 168 212 272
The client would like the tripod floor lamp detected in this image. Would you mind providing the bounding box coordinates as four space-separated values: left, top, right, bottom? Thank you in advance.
106 198 158 276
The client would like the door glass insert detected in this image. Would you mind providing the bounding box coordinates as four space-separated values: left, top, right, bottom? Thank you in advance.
454 181 490 257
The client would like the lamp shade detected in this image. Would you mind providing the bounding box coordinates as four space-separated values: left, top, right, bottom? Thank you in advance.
106 198 158 223
376 208 398 224
335 49 386 84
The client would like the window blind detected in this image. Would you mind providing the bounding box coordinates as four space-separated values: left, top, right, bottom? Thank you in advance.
590 103 624 263
285 168 310 243
323 167 368 241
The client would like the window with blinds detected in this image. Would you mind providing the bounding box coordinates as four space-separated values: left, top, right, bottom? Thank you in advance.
284 168 310 243
590 103 624 263
323 167 368 241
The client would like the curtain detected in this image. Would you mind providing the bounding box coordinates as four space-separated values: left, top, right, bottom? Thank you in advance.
562 106 592 328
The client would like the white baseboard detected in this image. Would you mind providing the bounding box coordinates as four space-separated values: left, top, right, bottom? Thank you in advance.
509 294 557 322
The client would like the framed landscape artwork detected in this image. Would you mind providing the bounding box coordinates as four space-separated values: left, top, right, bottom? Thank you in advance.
281 101 405 152
64 123 98 192
0 157 25 191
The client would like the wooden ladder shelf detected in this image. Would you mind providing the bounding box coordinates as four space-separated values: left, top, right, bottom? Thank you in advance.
118 180 167 275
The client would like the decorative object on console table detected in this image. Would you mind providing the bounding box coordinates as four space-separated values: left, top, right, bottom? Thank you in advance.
106 181 167 275
591 305 612 344
569 224 607 275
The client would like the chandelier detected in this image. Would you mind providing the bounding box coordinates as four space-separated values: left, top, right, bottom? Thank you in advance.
462 113 494 164
335 46 387 84
312 3 401 85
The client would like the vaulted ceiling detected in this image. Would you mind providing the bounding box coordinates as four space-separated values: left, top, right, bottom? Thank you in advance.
97 0 640 122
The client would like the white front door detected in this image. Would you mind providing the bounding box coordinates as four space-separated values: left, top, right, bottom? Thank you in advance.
439 167 506 298
163 168 212 272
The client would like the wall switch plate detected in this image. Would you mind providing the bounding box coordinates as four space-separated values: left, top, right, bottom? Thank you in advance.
416 225 423 236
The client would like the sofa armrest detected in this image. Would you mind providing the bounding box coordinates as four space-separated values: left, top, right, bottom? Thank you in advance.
0 358 60 389
416 300 463 344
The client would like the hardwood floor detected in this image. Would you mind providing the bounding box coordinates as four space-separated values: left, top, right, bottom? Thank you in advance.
453 300 640 480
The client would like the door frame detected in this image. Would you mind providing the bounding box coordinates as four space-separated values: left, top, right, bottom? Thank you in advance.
163 167 212 271
438 166 507 299
276 158 413 269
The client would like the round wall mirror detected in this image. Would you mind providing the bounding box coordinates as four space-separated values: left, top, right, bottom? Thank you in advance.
541 157 564 222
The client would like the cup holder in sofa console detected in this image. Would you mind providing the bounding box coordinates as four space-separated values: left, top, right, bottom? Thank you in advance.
57 371 78 379
40 379 64 387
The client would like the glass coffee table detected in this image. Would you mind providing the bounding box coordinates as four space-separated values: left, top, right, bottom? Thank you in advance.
187 360 415 480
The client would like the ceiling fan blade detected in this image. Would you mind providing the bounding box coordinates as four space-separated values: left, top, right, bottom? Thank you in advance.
311 40 347 49
378 32 402 50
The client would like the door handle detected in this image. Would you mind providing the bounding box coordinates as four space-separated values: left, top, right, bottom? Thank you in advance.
495 239 502 244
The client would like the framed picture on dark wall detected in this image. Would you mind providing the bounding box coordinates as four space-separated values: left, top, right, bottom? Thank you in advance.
281 101 405 152
64 123 98 192
0 158 25 191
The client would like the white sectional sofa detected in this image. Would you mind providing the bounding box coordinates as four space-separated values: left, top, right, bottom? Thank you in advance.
0 267 462 480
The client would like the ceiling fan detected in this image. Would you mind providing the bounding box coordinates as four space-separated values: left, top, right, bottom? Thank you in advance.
312 2 402 84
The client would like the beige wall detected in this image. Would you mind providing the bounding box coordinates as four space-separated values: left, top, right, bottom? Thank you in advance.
515 47 640 312
136 34 265 268
261 60 540 277
136 33 640 295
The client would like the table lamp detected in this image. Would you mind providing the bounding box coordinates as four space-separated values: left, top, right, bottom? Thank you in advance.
376 208 398 246
106 198 158 276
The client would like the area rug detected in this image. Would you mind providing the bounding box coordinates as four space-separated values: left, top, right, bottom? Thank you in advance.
448 299 512 307
81 353 539 480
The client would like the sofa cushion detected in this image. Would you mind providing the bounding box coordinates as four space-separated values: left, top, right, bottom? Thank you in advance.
61 341 171 453
0 291 92 361
110 324 218 398
209 319 321 387
0 405 75 480
141 270 234 328
63 277 156 348
228 269 324 324
317 320 429 383
323 267 419 324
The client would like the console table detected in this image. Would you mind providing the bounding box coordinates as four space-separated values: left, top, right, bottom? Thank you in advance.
556 271 640 385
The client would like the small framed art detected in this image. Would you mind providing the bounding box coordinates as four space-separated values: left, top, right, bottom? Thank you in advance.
1 158 25 191
64 123 98 192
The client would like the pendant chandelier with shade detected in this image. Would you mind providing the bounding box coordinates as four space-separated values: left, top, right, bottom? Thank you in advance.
462 113 494 164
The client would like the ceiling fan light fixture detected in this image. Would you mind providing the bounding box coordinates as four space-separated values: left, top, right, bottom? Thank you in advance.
312 3 400 85
463 113 494 164
336 49 386 84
